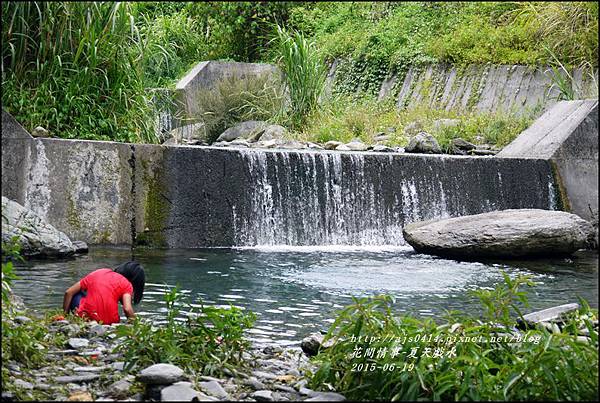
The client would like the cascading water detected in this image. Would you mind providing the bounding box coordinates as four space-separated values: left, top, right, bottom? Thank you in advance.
222 148 559 247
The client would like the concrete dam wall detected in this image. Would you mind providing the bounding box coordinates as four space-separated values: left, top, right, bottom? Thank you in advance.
2 110 562 248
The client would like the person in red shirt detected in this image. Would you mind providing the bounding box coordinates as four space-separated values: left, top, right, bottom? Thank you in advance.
62 261 145 325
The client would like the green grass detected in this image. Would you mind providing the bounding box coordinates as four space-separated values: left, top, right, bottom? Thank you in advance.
295 94 537 149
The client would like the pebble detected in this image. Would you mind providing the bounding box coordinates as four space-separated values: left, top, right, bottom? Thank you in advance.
161 381 202 401
137 363 186 385
14 315 33 324
252 390 274 401
305 392 346 401
198 380 229 399
14 379 34 389
68 338 90 349
108 379 132 399
54 374 101 384
243 377 266 390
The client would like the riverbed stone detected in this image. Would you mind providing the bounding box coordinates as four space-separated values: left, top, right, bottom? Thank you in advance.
32 126 50 138
405 132 441 154
198 380 229 399
54 374 100 384
252 390 274 401
243 377 266 391
300 333 324 357
372 144 394 153
160 381 201 401
137 363 186 385
72 241 89 254
402 209 594 258
14 379 34 390
305 392 346 401
68 338 90 349
1 196 76 258
108 379 132 400
449 138 476 155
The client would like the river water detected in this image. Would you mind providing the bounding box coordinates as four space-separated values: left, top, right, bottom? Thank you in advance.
12 246 598 348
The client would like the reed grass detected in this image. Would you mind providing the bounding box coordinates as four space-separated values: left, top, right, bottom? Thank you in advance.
274 25 327 129
1 2 155 143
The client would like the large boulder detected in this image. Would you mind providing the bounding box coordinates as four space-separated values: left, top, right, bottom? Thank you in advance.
1 196 76 258
215 120 268 143
402 209 594 259
405 132 442 154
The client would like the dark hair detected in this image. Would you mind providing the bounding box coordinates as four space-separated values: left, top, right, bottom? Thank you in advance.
114 261 145 304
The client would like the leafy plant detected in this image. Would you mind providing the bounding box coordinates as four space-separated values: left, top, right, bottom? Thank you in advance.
308 273 599 401
274 25 327 129
115 285 256 377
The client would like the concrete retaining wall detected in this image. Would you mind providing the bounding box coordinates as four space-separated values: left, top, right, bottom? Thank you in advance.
327 61 598 116
499 99 598 221
3 110 563 248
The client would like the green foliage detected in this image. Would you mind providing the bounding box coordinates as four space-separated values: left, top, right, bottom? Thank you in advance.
308 273 599 401
1 2 158 143
297 94 535 149
274 26 327 129
115 286 256 377
196 75 286 144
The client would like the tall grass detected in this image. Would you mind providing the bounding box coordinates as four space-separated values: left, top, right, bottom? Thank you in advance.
274 25 327 129
1 2 156 143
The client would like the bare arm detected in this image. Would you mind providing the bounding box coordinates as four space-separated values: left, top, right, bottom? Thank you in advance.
122 293 135 321
63 281 81 314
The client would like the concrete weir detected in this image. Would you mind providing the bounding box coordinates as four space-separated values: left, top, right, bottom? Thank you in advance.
1 103 596 248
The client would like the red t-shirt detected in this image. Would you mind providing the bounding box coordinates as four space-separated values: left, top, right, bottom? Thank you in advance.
76 269 133 325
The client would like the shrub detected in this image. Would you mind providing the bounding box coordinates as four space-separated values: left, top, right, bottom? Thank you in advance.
115 286 256 377
308 273 598 401
194 75 286 144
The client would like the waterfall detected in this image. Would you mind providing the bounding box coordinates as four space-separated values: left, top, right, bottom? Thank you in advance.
224 149 557 247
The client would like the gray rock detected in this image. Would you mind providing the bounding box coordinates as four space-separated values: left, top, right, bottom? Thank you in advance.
344 141 369 151
278 140 307 150
1 196 76 258
14 379 34 390
252 390 274 401
521 303 580 325
14 315 32 324
449 138 476 154
72 241 89 254
260 125 287 141
469 148 498 156
372 145 394 153
216 120 268 142
169 123 207 144
307 142 324 150
405 132 442 154
300 333 323 357
61 324 81 336
161 381 201 401
298 386 316 396
229 138 251 148
262 345 283 355
306 392 346 401
145 384 165 401
403 121 423 136
323 141 343 150
252 370 279 380
198 380 229 399
243 377 266 391
108 379 132 399
403 209 594 258
32 126 50 137
111 362 125 371
137 363 186 385
54 374 100 384
68 338 90 349
335 144 351 151
89 324 108 337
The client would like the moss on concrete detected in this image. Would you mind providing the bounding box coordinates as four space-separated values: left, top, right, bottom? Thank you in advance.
136 159 169 248
550 160 571 212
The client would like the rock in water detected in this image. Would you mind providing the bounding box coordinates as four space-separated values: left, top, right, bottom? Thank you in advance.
405 132 442 154
1 196 76 258
402 209 593 259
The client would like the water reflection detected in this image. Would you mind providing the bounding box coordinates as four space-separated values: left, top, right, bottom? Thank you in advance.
12 247 598 348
